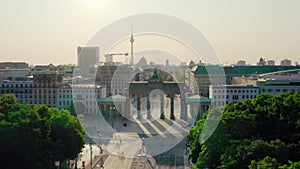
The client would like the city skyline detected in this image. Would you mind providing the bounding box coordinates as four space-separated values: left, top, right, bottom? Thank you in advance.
1 0 300 65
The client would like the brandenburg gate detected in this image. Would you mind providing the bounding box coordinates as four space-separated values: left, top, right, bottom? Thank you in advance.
127 70 187 120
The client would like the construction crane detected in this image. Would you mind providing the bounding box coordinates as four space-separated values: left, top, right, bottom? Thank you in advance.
104 53 129 63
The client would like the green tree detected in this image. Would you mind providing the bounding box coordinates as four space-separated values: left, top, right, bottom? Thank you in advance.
279 161 300 169
187 93 300 168
249 156 279 169
0 94 85 169
50 109 85 161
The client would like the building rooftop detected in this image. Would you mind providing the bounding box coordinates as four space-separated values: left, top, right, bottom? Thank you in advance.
192 65 300 75
210 84 257 88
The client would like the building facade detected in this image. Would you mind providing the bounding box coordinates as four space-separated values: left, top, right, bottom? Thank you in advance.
0 80 34 104
257 79 300 95
57 84 106 114
32 73 63 107
209 85 259 107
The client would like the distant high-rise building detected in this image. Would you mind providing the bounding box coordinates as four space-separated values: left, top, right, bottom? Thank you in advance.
77 47 99 77
267 60 275 66
77 47 99 66
280 59 292 66
166 59 169 67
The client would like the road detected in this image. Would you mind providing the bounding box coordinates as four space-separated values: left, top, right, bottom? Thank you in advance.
78 96 193 168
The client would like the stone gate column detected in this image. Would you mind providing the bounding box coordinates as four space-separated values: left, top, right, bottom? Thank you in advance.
190 104 195 118
126 93 132 118
137 94 141 119
147 95 151 119
160 93 165 119
170 95 175 120
180 94 187 120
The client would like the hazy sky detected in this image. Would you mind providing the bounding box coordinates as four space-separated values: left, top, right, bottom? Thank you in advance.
1 0 300 65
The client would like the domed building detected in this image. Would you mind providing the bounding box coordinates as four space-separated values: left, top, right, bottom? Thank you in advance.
257 57 266 66
137 57 148 68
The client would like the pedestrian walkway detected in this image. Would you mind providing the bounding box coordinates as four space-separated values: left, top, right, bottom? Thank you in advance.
76 144 100 169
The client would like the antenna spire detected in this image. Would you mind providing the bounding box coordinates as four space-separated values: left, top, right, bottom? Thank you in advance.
130 23 134 65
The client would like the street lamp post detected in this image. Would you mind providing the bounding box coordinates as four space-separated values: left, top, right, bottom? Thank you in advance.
89 142 93 168
97 130 104 168
110 106 115 128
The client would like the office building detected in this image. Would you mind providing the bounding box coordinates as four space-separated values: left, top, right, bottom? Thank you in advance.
0 80 34 104
57 84 106 114
257 79 300 95
209 85 259 107
32 72 63 107
77 46 99 77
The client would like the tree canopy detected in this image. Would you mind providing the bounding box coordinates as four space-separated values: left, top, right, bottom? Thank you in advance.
187 93 300 169
0 94 85 169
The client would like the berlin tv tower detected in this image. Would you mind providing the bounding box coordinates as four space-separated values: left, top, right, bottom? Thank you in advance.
130 29 134 65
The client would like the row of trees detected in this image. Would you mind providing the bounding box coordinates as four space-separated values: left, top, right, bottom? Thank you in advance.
0 94 85 169
187 93 300 168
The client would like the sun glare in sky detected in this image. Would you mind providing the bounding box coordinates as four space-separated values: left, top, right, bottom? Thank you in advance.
0 0 300 65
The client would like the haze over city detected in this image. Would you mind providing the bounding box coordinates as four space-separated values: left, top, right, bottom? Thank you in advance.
1 0 300 65
1 1 300 168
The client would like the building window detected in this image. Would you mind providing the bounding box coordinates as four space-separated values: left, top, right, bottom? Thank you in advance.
232 95 239 100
